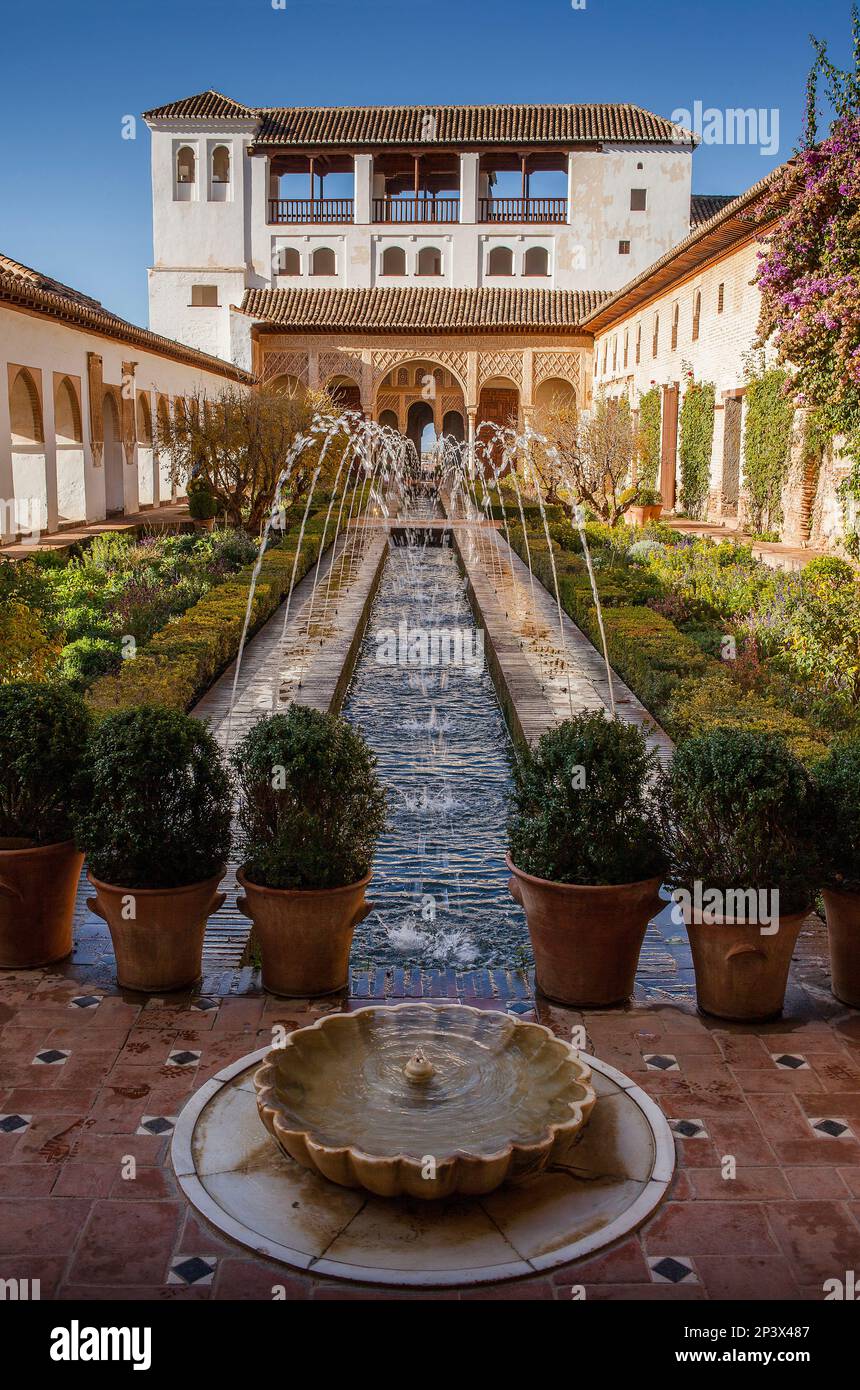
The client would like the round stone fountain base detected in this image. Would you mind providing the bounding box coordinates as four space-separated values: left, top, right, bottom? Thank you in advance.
172 1046 675 1288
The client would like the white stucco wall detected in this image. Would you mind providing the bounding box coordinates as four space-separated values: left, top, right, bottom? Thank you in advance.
0 302 246 542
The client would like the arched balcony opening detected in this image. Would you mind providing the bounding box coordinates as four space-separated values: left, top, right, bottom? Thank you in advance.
487 245 514 277
276 247 301 276
102 391 124 516
417 246 443 276
54 375 86 524
381 245 407 276
311 246 337 276
210 144 231 201
523 245 550 277
175 145 196 201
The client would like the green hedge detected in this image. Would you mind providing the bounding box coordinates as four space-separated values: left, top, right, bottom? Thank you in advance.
87 521 326 715
506 527 828 761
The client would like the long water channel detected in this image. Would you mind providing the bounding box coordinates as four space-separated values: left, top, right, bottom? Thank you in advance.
341 513 531 972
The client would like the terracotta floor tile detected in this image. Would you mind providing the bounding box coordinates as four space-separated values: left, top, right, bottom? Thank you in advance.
689 1168 792 1200
0 1198 90 1255
765 1200 860 1284
642 1201 778 1256
583 1282 706 1300
730 1068 824 1094
785 1167 851 1198
214 1258 310 1300
68 1199 183 1285
0 1165 58 1196
695 1255 800 1300
836 1166 860 1197
0 1257 67 1298
773 1138 860 1166
52 1161 118 1198
552 1238 651 1284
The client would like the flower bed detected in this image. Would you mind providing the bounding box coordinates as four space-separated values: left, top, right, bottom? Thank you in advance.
505 521 834 761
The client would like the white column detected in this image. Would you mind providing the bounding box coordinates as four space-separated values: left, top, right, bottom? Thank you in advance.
354 154 373 223
459 153 480 224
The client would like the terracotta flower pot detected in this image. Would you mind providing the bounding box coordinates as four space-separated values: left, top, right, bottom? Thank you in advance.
625 504 663 527
0 838 84 969
86 867 226 992
681 905 808 1021
237 869 373 997
822 888 860 1009
506 854 662 1007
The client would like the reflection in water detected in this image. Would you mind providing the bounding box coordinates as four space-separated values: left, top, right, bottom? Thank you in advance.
341 530 530 971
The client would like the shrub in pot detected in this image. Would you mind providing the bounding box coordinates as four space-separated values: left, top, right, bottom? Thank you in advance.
232 705 387 996
187 479 218 531
814 738 860 1007
0 683 91 968
624 488 664 527
75 707 232 991
506 712 665 1006
657 728 816 1021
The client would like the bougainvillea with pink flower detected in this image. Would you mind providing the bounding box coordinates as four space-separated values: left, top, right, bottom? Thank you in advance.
754 9 860 471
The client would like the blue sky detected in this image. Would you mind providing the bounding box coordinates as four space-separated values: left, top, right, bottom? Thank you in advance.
0 0 853 327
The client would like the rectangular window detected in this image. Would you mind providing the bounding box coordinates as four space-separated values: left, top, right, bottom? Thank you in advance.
652 315 659 357
623 331 629 370
190 285 219 307
717 282 725 313
630 189 647 211
635 324 641 365
619 240 631 255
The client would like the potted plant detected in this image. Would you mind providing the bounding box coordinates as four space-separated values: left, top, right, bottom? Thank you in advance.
75 707 232 991
814 738 860 1008
233 705 386 996
187 477 218 531
506 713 665 1006
0 683 90 968
625 488 664 527
657 728 816 1021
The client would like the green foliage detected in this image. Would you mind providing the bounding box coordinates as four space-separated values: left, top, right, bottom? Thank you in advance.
508 713 665 885
743 366 795 533
657 728 818 915
664 670 828 764
60 636 122 689
814 737 860 889
637 386 662 491
678 380 716 519
187 479 219 521
86 526 323 714
233 706 387 890
0 683 91 844
74 706 232 889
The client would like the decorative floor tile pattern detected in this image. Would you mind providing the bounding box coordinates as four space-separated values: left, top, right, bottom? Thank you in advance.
0 900 854 1299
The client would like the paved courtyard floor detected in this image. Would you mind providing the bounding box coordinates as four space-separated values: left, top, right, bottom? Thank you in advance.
1 910 859 1301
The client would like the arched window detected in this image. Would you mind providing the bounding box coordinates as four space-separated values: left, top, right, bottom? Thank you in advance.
417 246 442 276
397 368 408 386
415 367 426 386
278 247 301 276
55 376 82 444
523 246 549 277
9 368 43 444
211 146 230 184
488 246 514 276
136 393 153 446
379 409 398 430
176 146 196 184
382 245 406 276
692 290 702 342
311 247 336 276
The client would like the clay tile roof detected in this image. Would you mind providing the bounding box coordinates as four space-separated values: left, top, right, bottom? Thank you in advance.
142 89 257 122
690 193 739 227
0 252 252 382
237 285 607 333
142 91 694 148
251 102 691 149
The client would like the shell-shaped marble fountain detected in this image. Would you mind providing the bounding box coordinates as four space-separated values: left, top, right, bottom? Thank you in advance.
254 1002 596 1199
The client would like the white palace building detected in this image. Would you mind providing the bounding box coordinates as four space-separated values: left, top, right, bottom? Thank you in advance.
0 89 849 547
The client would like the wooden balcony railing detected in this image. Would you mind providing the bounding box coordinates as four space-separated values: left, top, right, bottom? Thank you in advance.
372 197 460 224
479 197 568 224
268 198 354 224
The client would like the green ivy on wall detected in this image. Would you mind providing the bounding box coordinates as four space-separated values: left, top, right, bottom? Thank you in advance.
679 379 716 519
637 387 662 490
743 365 795 533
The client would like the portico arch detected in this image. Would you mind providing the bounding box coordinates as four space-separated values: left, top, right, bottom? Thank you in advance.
55 375 86 523
102 390 124 515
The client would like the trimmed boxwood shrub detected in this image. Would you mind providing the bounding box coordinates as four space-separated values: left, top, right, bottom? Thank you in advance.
814 738 860 891
74 706 232 890
508 712 666 885
86 525 324 714
657 728 818 915
0 683 91 845
232 705 387 890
